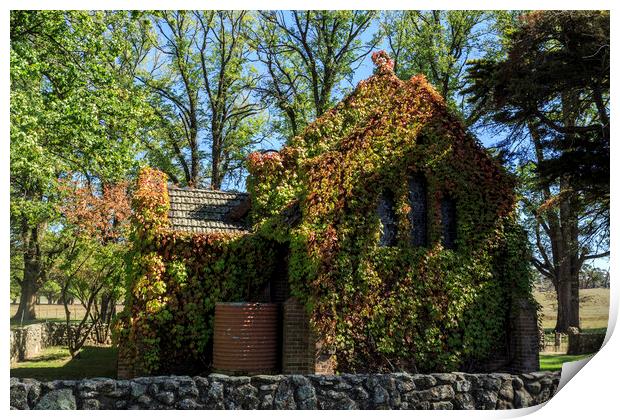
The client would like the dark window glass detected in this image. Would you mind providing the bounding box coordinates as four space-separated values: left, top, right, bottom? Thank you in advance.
408 174 428 246
441 195 457 249
378 189 398 246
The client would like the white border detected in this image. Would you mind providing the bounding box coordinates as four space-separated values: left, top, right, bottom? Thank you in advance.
2 2 617 419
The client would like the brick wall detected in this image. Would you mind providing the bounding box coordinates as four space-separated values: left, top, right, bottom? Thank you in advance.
510 298 540 373
278 295 540 375
270 245 291 304
116 341 135 379
282 297 335 374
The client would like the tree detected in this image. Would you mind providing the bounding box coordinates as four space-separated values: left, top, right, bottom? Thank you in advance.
465 11 609 204
57 179 131 357
253 11 379 139
195 11 265 189
59 237 127 355
39 279 62 304
138 11 264 189
465 11 609 332
518 152 608 331
10 11 149 321
579 264 609 289
381 10 508 125
137 11 202 187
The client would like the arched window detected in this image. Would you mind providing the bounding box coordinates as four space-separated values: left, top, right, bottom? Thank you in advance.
441 195 457 249
378 189 397 246
408 174 428 247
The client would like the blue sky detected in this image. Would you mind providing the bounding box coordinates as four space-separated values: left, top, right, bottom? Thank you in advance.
264 14 500 151
246 18 610 272
185 12 609 272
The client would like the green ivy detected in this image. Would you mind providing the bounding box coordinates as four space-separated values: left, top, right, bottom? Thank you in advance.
246 53 534 373
114 168 279 375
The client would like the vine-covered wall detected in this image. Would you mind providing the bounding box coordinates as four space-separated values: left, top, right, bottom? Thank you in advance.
247 51 536 373
114 168 278 375
118 52 536 376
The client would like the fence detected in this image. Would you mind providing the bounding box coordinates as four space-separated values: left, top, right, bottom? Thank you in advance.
542 332 568 353
10 304 124 324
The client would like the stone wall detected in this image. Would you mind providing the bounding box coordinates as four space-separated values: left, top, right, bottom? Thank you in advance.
10 371 560 410
10 324 48 363
10 322 111 363
567 330 605 355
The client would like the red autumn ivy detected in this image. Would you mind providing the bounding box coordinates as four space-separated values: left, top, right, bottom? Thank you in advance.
247 51 534 373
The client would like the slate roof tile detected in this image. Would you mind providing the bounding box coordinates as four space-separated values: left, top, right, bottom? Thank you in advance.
167 185 249 234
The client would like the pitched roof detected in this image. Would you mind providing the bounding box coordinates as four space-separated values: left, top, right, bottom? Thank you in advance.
167 185 249 234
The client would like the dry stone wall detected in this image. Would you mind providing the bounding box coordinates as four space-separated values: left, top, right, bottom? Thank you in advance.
10 371 560 410
567 330 605 355
10 322 111 363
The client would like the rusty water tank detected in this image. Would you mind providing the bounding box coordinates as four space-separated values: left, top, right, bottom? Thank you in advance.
213 302 279 374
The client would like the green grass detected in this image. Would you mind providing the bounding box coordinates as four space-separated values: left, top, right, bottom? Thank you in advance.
539 353 594 371
11 346 118 380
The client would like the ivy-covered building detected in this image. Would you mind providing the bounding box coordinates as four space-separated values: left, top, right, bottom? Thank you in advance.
117 51 539 378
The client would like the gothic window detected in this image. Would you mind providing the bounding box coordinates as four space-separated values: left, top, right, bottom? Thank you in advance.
441 195 457 249
408 174 428 247
378 189 398 246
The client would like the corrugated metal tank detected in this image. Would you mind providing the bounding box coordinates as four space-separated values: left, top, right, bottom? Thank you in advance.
213 302 279 374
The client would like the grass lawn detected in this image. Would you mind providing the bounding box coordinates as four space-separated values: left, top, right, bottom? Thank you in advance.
539 353 594 371
11 346 118 380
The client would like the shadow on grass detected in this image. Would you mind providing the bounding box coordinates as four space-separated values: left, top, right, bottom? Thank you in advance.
11 346 118 381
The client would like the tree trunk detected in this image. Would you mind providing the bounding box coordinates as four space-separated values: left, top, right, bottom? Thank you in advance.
96 292 116 343
12 224 43 322
211 136 222 190
190 127 199 187
561 91 582 331
555 272 572 332
569 268 581 330
12 278 37 322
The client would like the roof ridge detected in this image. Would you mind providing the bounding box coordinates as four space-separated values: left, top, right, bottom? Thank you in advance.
167 184 248 196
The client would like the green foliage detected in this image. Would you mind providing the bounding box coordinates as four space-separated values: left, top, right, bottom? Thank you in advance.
381 11 509 125
464 10 610 205
39 279 62 303
136 11 266 188
10 11 154 320
253 11 379 139
115 168 279 374
247 54 534 373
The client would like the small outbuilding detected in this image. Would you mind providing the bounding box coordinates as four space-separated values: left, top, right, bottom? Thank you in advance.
117 52 539 378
